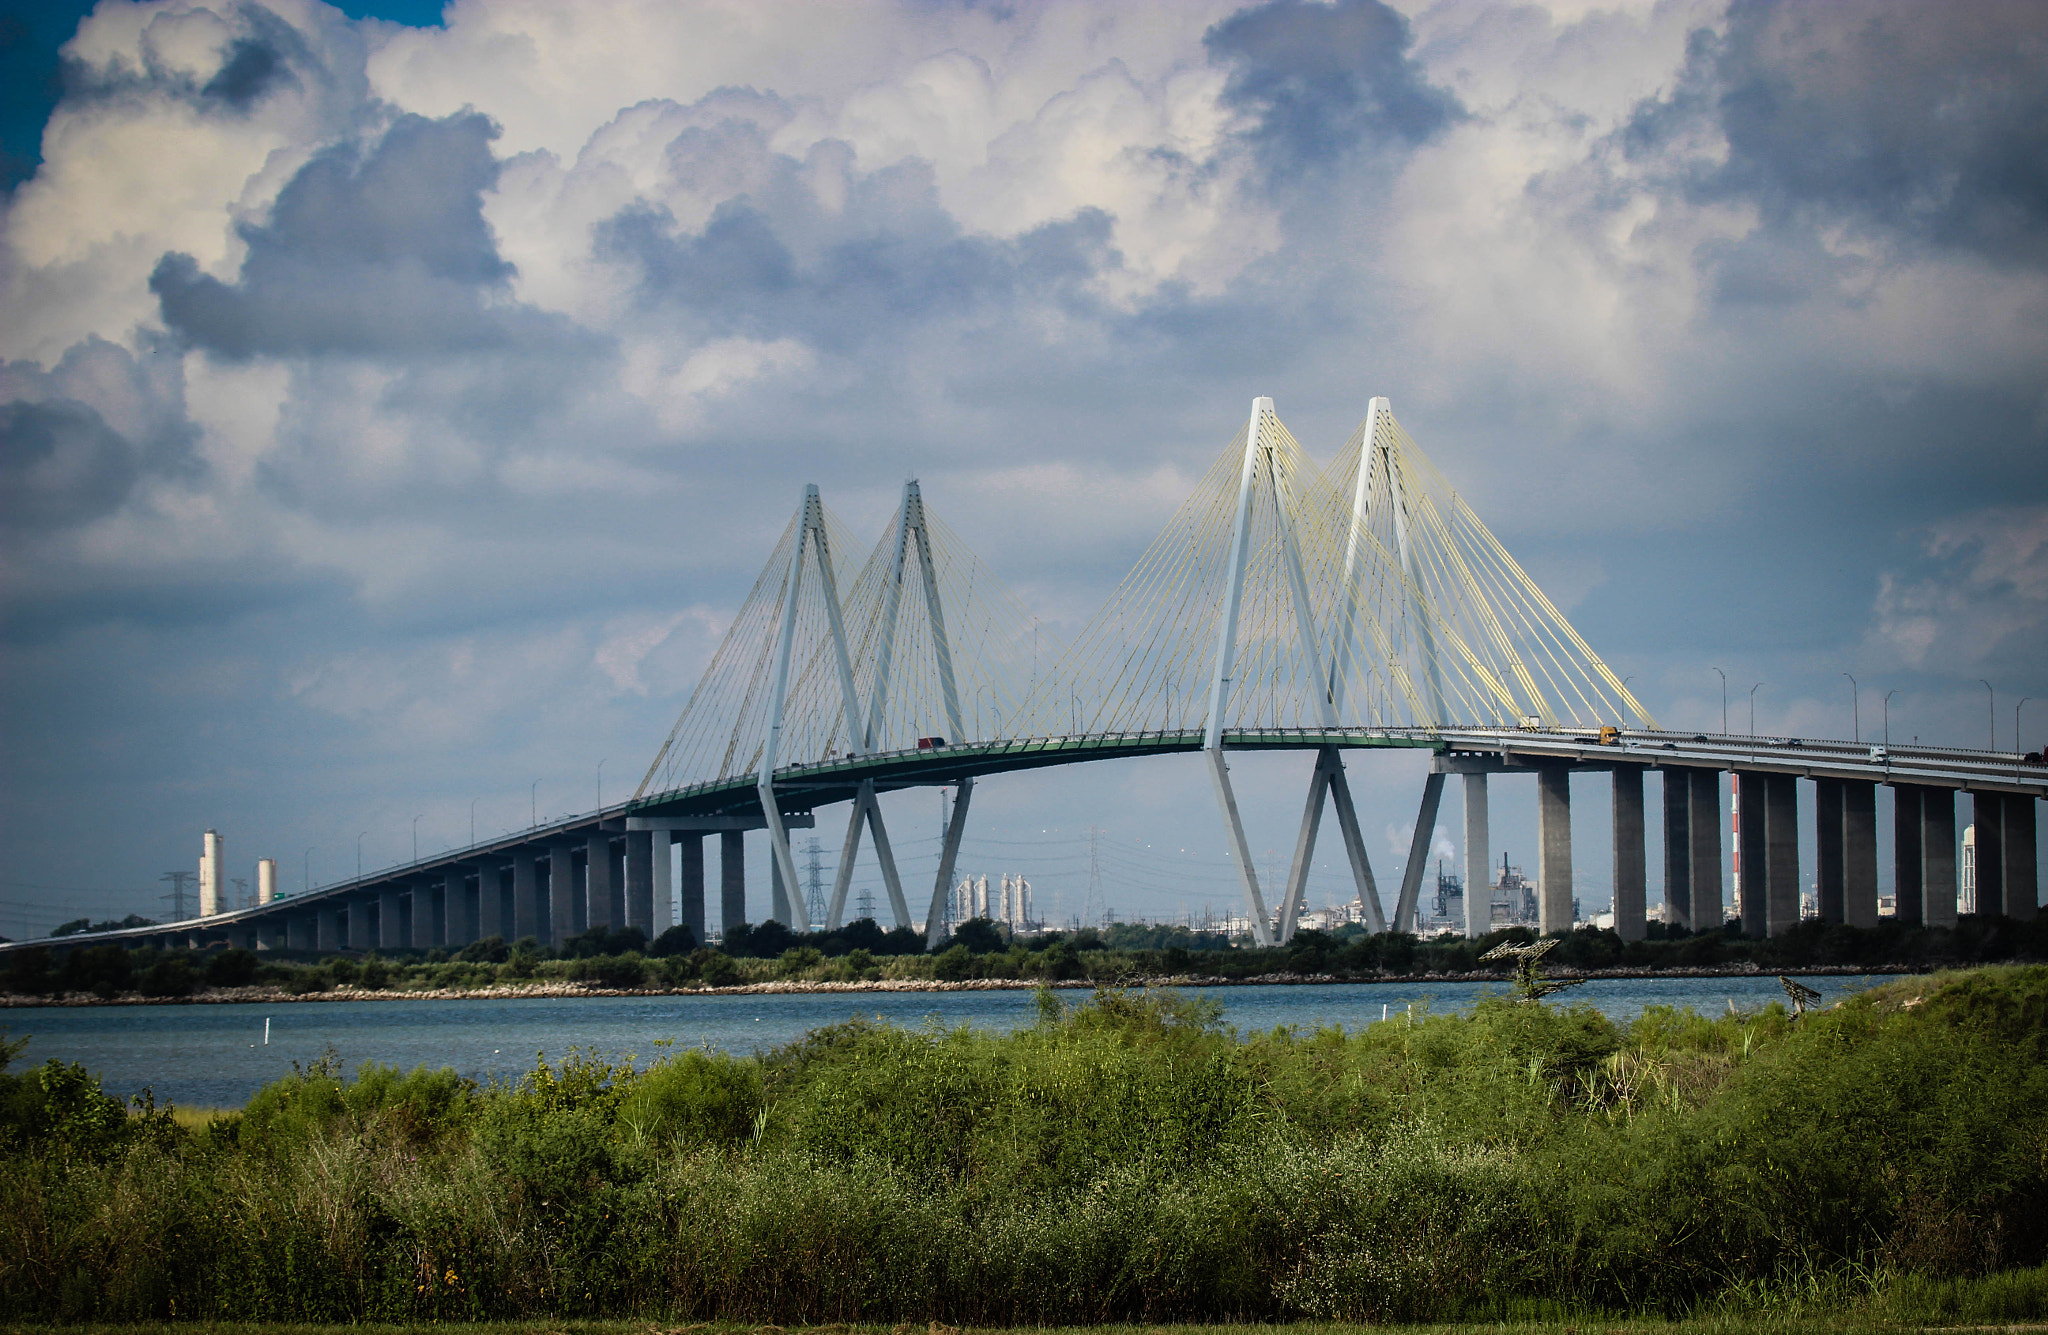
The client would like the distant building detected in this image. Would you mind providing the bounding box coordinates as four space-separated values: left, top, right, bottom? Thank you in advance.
1961 824 1977 916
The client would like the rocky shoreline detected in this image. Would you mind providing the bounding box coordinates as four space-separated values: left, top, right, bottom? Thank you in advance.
0 961 1926 1007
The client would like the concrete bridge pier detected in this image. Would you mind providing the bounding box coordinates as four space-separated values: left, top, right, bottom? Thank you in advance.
678 835 706 942
1463 773 1489 939
1972 792 2005 915
1999 794 2039 917
548 842 577 947
1843 780 1879 927
1612 764 1647 942
1738 773 1765 936
1923 790 1958 926
650 831 672 935
1691 769 1724 929
378 887 404 950
1765 774 1800 934
1814 778 1844 922
440 868 467 947
721 830 746 932
476 863 505 941
511 853 541 943
1893 785 1924 924
585 834 616 932
1662 769 1692 928
1536 766 1572 935
625 831 654 936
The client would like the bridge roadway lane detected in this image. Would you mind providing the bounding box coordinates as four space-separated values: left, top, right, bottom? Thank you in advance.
7 728 2042 953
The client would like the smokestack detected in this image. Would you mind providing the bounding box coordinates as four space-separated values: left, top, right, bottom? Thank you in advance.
199 830 223 917
257 857 277 905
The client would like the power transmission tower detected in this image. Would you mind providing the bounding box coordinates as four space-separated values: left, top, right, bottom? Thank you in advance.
232 877 249 910
805 837 827 925
856 887 876 921
160 870 192 920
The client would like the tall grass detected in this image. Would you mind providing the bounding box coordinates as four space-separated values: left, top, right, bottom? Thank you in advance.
2 966 2044 1323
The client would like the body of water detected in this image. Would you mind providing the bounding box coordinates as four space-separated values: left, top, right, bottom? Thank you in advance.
4 973 1902 1109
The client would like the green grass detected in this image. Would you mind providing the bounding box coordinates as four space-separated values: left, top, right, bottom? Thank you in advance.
2 968 2045 1326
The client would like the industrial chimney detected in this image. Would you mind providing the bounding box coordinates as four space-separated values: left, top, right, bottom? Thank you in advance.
199 830 223 917
257 857 277 905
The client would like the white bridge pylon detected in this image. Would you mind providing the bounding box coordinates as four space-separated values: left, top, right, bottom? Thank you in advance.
633 477 1048 940
636 396 1653 946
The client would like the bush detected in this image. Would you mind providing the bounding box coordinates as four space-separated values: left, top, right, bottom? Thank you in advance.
3 968 2045 1324
205 948 259 989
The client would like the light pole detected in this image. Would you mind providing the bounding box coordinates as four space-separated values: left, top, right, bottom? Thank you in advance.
1622 676 1637 727
1883 690 1898 751
470 797 479 847
304 846 314 893
531 780 540 827
1842 671 1858 742
356 830 368 880
2019 700 2033 773
1749 683 1764 736
1980 680 1995 749
597 758 606 813
412 813 425 862
1714 668 1727 734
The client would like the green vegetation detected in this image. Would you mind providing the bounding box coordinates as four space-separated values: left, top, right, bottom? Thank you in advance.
2 966 2046 1325
5 913 2046 1002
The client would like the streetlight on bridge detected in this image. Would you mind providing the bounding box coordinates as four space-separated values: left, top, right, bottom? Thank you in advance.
1884 690 1898 752
1749 683 1764 736
304 846 314 894
412 813 425 863
1714 668 1727 734
1980 679 1995 750
356 830 368 881
1842 672 1858 742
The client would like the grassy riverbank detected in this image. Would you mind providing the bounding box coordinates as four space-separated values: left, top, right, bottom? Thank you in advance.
7 912 2046 1004
2 965 2045 1325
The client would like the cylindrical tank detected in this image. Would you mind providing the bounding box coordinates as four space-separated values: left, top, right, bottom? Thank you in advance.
199 829 223 917
257 857 277 905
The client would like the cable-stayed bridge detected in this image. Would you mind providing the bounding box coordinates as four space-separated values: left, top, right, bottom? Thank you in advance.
12 398 2043 957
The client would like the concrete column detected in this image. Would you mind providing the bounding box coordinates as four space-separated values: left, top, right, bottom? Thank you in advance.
1843 780 1878 927
1814 778 1845 923
1893 785 1924 924
375 888 403 950
548 843 577 947
626 831 654 936
289 914 316 951
444 867 472 947
1612 765 1646 941
1765 774 1801 936
1922 789 1958 928
679 835 707 941
586 834 616 932
324 902 350 951
1690 769 1724 930
1662 768 1693 928
771 851 791 926
1737 772 1767 937
511 854 540 943
1972 792 2005 916
1464 773 1490 939
2004 795 2038 918
425 881 447 947
256 919 283 951
651 831 673 933
477 864 505 941
608 838 627 928
1537 766 1573 935
721 830 746 933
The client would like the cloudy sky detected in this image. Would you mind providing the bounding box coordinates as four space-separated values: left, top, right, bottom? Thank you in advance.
2 0 2043 938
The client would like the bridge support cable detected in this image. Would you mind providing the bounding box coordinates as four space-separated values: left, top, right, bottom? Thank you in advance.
1205 397 1279 946
1392 771 1446 933
924 778 974 947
